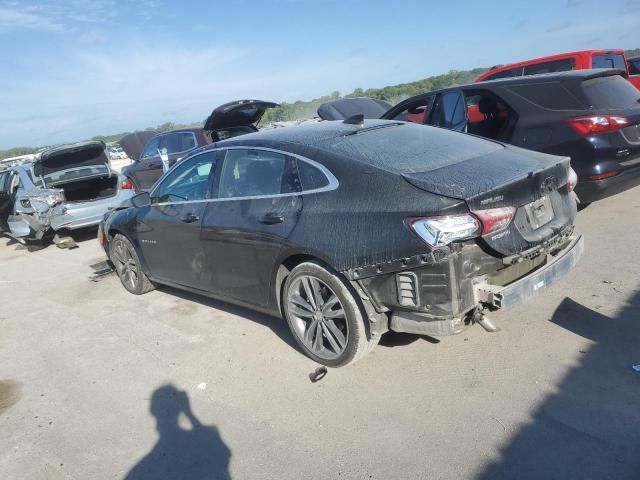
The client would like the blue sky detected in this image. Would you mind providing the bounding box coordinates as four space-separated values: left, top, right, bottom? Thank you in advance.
0 0 638 148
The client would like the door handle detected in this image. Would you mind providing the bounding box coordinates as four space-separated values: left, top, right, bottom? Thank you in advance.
259 213 284 225
180 213 200 223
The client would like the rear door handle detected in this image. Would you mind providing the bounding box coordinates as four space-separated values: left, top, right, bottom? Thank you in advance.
180 213 200 223
259 213 284 225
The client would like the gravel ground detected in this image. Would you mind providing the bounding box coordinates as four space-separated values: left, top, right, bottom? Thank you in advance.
0 187 639 480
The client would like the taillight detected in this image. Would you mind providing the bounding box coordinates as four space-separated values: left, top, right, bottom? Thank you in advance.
567 168 578 192
121 178 133 190
589 171 619 180
566 115 629 136
472 207 516 235
408 214 481 248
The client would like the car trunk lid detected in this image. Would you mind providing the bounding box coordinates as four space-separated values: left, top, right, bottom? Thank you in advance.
33 141 109 180
403 147 577 256
203 99 279 132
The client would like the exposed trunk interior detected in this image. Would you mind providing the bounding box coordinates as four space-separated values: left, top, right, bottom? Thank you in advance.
51 175 119 203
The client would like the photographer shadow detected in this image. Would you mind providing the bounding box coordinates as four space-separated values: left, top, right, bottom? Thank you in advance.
124 385 231 480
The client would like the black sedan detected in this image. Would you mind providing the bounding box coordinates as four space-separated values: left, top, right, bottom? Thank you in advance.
380 69 640 204
100 119 583 366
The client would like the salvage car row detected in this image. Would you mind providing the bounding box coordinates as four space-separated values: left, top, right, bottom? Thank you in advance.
2 58 640 367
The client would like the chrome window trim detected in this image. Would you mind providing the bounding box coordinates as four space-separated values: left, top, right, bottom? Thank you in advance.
149 146 339 207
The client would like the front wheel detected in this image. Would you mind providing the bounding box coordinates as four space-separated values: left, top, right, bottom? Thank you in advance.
109 234 155 295
283 261 378 367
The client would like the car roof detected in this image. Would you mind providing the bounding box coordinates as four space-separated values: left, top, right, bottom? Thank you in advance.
391 68 626 104
482 49 625 73
152 127 203 137
212 119 394 148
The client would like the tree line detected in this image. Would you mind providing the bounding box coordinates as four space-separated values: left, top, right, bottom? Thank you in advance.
2 48 639 160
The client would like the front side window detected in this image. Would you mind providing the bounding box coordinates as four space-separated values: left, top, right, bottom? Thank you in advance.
141 137 160 159
152 151 216 203
218 149 299 199
629 59 640 76
160 132 196 154
523 58 576 76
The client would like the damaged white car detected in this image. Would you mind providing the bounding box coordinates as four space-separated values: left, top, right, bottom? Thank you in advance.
0 141 135 247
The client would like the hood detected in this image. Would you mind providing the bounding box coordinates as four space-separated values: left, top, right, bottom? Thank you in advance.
119 131 156 161
317 97 392 121
34 141 108 178
203 99 279 131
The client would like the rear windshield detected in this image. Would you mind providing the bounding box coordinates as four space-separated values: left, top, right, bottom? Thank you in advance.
29 165 109 186
324 122 502 174
591 54 627 70
582 75 640 109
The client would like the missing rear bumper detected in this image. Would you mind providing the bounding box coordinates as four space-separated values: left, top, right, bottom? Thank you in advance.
474 235 584 310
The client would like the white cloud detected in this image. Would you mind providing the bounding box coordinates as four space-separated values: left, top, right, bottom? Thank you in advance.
0 6 63 31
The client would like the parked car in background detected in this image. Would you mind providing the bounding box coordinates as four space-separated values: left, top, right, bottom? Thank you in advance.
0 141 134 246
475 49 640 89
121 100 279 191
382 69 640 204
627 55 640 86
317 97 391 120
100 119 581 366
118 131 156 163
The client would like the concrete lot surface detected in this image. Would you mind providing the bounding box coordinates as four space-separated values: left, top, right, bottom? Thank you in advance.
1 188 639 479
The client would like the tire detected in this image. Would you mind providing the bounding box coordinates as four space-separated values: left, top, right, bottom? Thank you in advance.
282 261 378 367
109 234 155 295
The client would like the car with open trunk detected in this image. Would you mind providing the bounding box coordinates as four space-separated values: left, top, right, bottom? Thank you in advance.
0 141 134 246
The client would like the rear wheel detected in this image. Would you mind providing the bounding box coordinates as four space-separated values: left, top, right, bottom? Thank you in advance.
283 261 378 367
109 234 155 295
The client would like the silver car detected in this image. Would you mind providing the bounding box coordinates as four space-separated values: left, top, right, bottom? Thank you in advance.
0 141 134 246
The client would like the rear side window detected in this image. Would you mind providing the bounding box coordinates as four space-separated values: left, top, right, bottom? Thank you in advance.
297 160 329 190
629 59 640 76
592 54 626 70
218 149 299 198
0 172 8 192
485 67 523 81
507 82 584 110
581 75 640 109
523 58 576 76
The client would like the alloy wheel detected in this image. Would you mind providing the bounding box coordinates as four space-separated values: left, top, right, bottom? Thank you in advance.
111 239 139 291
287 275 349 360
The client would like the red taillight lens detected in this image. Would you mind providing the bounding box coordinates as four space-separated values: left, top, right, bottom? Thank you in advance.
567 168 578 192
589 171 619 180
567 115 629 136
472 207 516 235
121 178 133 190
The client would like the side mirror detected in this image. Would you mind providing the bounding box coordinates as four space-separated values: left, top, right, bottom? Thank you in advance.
131 191 151 208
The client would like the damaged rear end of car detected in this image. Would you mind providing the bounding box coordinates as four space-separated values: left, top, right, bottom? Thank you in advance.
3 141 134 245
323 122 583 337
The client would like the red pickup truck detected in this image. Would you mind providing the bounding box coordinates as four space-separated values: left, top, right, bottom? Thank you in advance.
475 49 640 90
